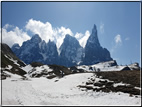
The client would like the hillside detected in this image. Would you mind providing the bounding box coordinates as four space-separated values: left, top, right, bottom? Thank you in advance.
1 43 27 80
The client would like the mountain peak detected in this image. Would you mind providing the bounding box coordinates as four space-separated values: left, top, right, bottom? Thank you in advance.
92 24 97 34
32 34 40 38
93 24 97 30
47 39 56 46
65 34 72 39
11 24 113 67
82 24 112 65
31 34 42 43
11 43 20 49
59 34 83 67
64 34 74 43
11 43 20 57
48 39 51 43
86 24 100 47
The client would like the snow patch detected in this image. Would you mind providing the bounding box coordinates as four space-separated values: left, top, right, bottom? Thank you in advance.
21 65 33 73
6 65 12 70
113 82 130 87
4 55 20 66
38 41 42 49
28 65 53 77
134 87 141 90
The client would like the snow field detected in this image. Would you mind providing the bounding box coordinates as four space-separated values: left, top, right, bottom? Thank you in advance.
2 73 141 106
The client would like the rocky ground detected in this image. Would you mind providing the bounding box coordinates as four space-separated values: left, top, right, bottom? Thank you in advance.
78 70 141 96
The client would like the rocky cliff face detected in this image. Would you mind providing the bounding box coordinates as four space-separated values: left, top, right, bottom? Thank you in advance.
14 34 43 64
45 40 59 65
11 34 59 65
11 24 113 67
82 24 112 65
59 34 83 67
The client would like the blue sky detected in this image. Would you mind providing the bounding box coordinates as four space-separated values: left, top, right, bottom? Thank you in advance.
2 2 141 66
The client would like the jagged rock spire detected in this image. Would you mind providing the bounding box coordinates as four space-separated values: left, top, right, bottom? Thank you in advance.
82 24 112 65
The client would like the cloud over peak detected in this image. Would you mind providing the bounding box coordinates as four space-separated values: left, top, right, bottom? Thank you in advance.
75 30 90 48
2 25 30 47
25 19 54 42
2 19 89 49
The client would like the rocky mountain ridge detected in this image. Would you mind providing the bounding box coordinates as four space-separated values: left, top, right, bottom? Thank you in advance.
11 24 112 67
1 43 140 80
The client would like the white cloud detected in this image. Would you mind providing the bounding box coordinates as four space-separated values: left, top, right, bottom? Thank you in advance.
25 19 73 49
54 26 73 49
125 37 130 41
2 19 90 49
3 24 14 29
75 32 84 40
2 26 31 47
25 19 54 42
75 30 90 48
100 22 104 34
114 34 122 44
110 34 122 54
57 26 73 37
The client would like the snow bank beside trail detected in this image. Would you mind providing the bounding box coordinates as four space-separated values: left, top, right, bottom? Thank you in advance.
2 73 141 106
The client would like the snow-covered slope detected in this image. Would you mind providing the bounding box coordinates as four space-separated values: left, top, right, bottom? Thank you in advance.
1 70 24 81
2 73 141 105
26 65 54 78
128 63 140 70
1 43 27 79
76 60 134 72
